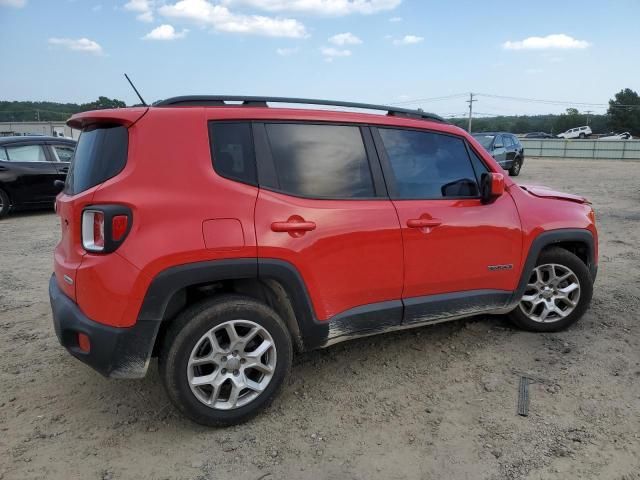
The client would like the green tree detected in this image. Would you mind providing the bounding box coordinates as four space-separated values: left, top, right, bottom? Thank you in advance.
607 88 640 136
80 96 126 111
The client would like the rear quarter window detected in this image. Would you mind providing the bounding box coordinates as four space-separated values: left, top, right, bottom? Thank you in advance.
65 124 128 195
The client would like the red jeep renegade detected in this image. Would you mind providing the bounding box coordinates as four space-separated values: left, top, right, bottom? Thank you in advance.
50 96 598 426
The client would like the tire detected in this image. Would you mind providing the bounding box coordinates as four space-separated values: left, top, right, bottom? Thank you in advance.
0 189 10 219
509 157 522 176
508 247 593 332
159 295 292 427
579 133 586 139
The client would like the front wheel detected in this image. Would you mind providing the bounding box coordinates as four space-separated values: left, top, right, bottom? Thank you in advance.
508 248 593 332
159 295 293 427
509 157 522 176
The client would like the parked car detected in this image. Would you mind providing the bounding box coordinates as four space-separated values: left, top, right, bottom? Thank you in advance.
523 132 554 139
0 136 75 218
50 96 597 426
599 132 633 140
472 132 525 176
557 126 592 139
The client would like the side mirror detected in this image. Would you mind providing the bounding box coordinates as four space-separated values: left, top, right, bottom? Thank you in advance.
480 172 504 204
54 179 65 192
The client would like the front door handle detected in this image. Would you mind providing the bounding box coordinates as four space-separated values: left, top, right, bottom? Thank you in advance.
407 218 442 229
271 216 316 234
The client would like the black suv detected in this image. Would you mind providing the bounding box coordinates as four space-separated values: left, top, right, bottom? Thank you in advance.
0 136 75 218
472 132 525 176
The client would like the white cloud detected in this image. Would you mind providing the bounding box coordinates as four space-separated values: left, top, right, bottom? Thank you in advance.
328 32 362 45
389 16 401 22
48 37 104 55
503 34 590 50
320 46 351 61
222 0 401 15
124 0 154 22
160 0 307 37
276 46 299 55
393 34 423 45
0 0 27 6
144 24 189 40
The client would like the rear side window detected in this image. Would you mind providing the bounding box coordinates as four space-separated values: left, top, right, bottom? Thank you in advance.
51 144 75 162
503 135 513 147
378 128 480 199
5 144 48 162
0 148 6 161
65 124 128 195
264 123 374 198
209 122 257 185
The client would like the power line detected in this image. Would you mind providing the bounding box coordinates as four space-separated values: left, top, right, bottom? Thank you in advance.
389 93 468 106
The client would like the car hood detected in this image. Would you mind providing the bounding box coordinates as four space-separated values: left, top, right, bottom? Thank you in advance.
518 184 589 204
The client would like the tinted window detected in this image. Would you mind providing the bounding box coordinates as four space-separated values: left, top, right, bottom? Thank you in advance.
5 144 48 162
52 144 75 162
379 128 479 199
209 122 256 185
503 135 513 147
65 124 128 195
265 123 374 198
473 134 494 149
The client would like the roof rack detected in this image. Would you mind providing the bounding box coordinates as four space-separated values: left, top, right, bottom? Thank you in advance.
153 95 445 123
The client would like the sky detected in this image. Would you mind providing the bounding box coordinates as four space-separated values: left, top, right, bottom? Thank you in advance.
1 0 639 118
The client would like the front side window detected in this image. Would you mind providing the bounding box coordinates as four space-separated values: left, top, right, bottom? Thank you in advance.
209 122 257 185
52 144 75 162
503 135 513 147
265 123 374 198
378 128 480 199
5 144 48 162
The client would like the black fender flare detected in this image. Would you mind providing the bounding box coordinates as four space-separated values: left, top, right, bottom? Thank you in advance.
508 228 596 308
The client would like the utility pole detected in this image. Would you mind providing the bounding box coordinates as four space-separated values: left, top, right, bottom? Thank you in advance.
35 110 40 122
466 93 476 133
584 110 593 126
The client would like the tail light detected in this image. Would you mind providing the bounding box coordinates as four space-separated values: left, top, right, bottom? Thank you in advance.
81 205 132 253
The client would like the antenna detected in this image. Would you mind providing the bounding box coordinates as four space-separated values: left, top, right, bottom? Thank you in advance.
124 73 147 107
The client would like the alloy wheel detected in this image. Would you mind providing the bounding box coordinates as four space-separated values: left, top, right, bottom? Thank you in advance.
187 319 277 410
519 263 581 323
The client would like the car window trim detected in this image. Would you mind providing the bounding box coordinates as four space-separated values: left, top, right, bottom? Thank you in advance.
254 120 385 201
371 125 483 201
208 120 259 187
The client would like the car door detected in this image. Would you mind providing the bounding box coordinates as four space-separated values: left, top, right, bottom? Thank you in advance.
48 142 75 178
3 143 60 205
253 122 404 327
503 135 516 167
372 127 522 324
491 134 507 167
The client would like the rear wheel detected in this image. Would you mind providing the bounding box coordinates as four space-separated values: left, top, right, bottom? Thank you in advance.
0 189 10 218
579 133 586 139
508 248 593 332
159 295 292 427
509 157 522 176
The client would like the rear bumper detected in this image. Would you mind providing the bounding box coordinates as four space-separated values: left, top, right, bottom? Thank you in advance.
49 274 159 378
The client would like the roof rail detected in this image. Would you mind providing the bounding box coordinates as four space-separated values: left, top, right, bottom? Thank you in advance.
153 95 445 123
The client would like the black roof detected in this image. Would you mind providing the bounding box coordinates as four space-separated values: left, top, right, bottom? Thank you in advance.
0 136 76 146
154 95 445 123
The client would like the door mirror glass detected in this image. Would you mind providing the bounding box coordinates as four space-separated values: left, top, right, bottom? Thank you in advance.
480 172 504 204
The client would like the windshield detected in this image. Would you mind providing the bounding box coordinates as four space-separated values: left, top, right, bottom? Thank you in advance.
473 134 495 149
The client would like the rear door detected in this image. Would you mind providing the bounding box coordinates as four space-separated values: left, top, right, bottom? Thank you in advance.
503 135 516 166
253 122 404 325
372 127 522 324
3 142 59 204
48 142 75 177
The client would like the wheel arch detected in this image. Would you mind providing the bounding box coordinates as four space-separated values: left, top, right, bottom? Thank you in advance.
511 229 596 308
142 259 316 357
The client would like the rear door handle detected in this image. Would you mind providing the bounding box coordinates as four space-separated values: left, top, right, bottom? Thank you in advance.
271 218 316 233
407 218 442 229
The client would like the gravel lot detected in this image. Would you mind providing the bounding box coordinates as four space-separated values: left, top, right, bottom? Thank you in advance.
1 158 639 480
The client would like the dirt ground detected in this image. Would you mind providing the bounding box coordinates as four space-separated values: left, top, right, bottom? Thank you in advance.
1 158 639 480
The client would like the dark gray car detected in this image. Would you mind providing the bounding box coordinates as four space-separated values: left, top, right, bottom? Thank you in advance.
472 132 525 176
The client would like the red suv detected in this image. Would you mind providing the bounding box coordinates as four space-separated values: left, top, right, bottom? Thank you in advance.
49 96 598 426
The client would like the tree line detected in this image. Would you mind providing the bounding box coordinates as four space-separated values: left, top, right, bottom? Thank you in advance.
1 89 639 136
